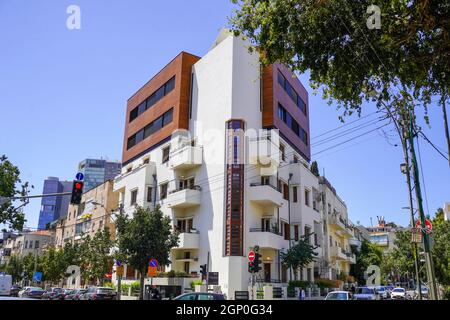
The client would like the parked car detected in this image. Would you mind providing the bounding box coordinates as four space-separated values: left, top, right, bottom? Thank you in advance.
353 287 378 300
81 287 117 300
21 287 46 299
173 292 226 301
42 287 64 300
59 289 77 300
0 274 12 296
73 289 87 300
390 287 408 300
415 285 429 299
324 291 352 300
10 284 22 297
375 286 389 299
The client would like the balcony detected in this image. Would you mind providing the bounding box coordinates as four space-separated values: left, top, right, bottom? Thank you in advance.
247 228 288 250
169 146 203 170
349 238 362 248
166 186 202 209
248 183 284 207
175 231 200 249
328 214 353 237
330 247 349 261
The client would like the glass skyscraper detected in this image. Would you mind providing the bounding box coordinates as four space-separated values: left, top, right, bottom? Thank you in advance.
78 159 121 192
37 177 72 230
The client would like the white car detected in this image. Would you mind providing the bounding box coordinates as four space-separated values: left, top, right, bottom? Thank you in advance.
390 287 408 300
324 291 352 300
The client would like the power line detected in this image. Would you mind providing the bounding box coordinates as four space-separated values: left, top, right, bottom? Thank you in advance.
418 131 449 162
311 110 380 141
416 136 430 216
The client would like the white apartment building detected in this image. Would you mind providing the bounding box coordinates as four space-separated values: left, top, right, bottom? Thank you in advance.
113 29 352 298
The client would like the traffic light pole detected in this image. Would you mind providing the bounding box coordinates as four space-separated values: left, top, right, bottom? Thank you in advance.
0 192 72 203
406 109 439 300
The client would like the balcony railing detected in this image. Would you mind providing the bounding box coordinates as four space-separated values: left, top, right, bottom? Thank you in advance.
169 185 202 195
249 227 282 236
250 182 280 192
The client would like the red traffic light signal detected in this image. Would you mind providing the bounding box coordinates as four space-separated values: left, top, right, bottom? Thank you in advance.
70 180 84 205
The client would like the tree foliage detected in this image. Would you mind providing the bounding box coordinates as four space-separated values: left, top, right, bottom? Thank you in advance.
431 208 450 284
351 240 383 283
280 238 317 280
310 161 319 176
115 206 179 300
230 0 449 121
0 155 33 230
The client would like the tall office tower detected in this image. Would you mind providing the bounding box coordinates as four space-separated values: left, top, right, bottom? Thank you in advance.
78 159 121 192
37 177 72 230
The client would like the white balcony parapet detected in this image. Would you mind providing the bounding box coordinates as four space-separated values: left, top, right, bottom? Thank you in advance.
248 183 284 207
169 146 203 170
247 228 288 250
174 231 200 249
165 186 202 209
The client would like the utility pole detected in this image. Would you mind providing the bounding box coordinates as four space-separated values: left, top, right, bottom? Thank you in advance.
403 108 438 300
400 138 422 300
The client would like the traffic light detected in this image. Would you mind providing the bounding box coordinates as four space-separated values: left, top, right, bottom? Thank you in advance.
200 264 207 280
70 180 84 205
248 261 254 273
253 247 262 273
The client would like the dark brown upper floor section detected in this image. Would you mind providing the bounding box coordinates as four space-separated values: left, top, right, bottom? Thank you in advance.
122 52 201 165
262 63 311 162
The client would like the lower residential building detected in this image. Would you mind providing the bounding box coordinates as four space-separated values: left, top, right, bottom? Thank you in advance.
54 180 119 248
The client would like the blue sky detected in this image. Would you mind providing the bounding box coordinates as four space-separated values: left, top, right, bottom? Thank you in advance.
0 0 448 230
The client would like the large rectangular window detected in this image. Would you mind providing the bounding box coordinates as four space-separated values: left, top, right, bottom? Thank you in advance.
277 70 307 115
277 103 308 146
127 108 174 150
129 76 176 122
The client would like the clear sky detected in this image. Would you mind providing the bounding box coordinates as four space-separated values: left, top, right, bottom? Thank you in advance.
0 0 448 230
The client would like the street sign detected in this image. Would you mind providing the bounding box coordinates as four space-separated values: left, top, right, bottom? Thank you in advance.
147 266 157 277
248 250 255 262
116 260 122 267
116 266 124 277
415 219 432 234
32 272 42 282
149 258 158 268
76 172 84 181
208 272 219 285
411 228 423 243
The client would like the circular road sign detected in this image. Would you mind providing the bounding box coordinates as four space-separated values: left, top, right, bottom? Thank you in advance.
149 258 158 268
415 219 433 234
76 172 84 181
248 251 255 262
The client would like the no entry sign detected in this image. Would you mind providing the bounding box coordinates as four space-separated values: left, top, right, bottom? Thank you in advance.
248 250 255 262
415 219 433 234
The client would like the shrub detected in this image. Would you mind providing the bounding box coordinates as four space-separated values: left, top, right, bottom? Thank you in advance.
314 278 340 289
288 280 311 291
443 286 450 300
190 280 203 290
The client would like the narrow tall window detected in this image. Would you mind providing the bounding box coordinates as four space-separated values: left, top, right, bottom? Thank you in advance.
279 144 286 162
160 183 168 200
162 146 170 164
130 189 138 205
293 186 298 203
147 186 153 203
305 189 310 207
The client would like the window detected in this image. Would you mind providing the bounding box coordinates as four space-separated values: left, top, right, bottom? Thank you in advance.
279 144 286 162
293 155 299 163
99 220 103 229
277 104 287 122
127 108 174 150
130 189 138 206
277 70 307 115
127 166 132 173
305 226 311 244
129 76 176 123
328 203 332 215
294 225 299 241
305 189 310 206
284 223 290 240
35 241 39 249
293 186 298 202
283 183 289 200
277 103 308 146
147 186 153 203
160 183 168 200
24 241 28 249
143 158 150 164
329 236 333 247
162 146 170 163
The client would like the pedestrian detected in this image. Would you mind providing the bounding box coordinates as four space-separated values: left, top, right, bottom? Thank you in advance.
300 288 306 300
351 284 356 294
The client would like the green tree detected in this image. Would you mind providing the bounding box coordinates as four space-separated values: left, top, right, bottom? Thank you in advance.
351 240 383 284
431 208 450 284
40 246 67 285
280 238 317 280
1 255 24 283
310 161 319 177
115 206 179 300
0 155 33 230
82 228 114 285
230 0 450 157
